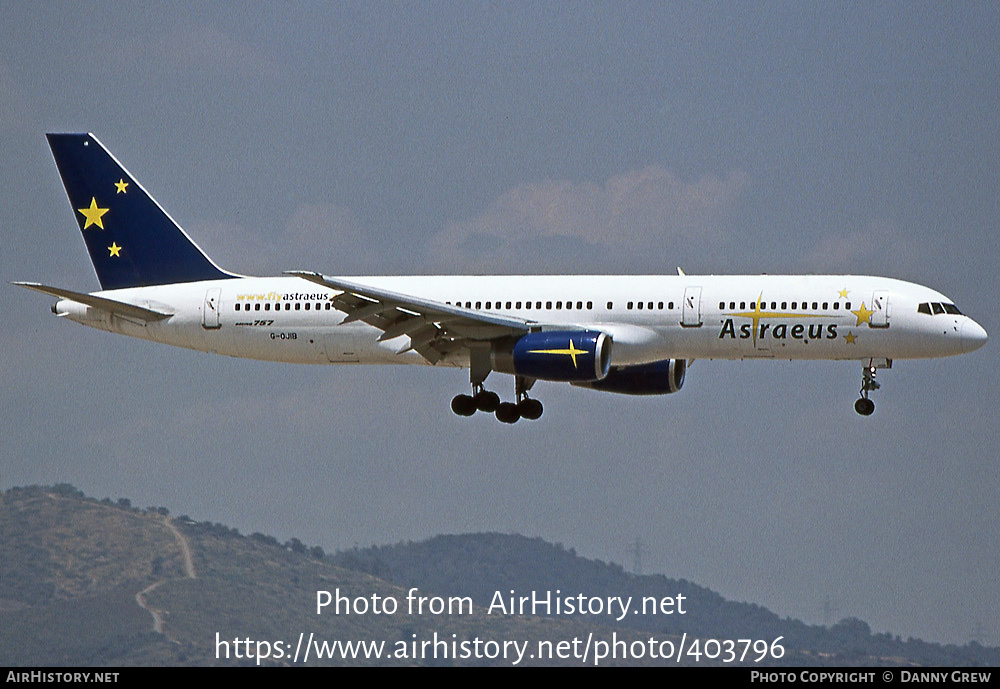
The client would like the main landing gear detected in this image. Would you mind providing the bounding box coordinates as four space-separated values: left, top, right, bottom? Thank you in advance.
854 358 890 416
451 376 543 424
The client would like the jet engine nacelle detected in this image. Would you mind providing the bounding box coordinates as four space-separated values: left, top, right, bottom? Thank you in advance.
506 330 612 382
573 358 686 395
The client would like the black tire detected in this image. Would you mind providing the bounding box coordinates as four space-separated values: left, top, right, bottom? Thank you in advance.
854 398 875 416
451 394 477 416
517 398 543 420
495 402 520 424
474 390 501 412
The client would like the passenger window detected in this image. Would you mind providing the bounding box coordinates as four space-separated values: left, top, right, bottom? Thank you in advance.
254 303 261 311
833 302 839 310
536 301 542 309
822 302 828 310
607 301 613 310
546 301 552 309
588 301 593 309
627 301 634 310
845 302 851 310
294 303 300 310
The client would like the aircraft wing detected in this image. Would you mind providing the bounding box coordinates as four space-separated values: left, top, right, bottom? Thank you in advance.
287 271 535 364
14 282 173 322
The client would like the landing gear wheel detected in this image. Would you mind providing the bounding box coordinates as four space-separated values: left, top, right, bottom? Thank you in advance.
474 390 500 412
854 398 875 416
451 394 476 416
495 402 520 424
517 398 543 420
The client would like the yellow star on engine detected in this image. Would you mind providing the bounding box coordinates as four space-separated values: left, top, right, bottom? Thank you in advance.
852 302 875 326
837 288 849 299
77 197 109 229
844 331 857 344
529 339 587 368
114 179 128 194
108 242 121 257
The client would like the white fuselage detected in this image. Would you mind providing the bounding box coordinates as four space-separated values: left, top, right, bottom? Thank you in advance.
54 274 984 368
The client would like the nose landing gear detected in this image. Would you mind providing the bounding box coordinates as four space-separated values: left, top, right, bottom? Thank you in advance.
854 359 890 416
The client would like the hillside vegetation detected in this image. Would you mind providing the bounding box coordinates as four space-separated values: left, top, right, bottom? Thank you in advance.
1 485 995 666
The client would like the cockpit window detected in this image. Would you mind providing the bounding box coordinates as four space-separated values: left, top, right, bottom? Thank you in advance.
919 302 964 316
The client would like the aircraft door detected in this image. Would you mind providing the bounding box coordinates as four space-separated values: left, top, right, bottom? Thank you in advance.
682 286 702 327
202 288 222 329
870 290 890 328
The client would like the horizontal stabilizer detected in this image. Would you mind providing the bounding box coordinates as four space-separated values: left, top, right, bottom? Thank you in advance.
13 282 172 322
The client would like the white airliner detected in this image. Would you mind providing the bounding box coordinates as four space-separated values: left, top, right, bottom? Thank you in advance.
17 133 988 422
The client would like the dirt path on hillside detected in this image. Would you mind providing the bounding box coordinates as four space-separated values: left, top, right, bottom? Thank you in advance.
134 515 198 637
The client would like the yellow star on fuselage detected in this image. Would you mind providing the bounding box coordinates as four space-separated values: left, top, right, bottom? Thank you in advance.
528 340 587 368
851 302 875 326
108 242 121 257
77 197 109 229
837 288 849 299
844 331 857 344
114 179 128 194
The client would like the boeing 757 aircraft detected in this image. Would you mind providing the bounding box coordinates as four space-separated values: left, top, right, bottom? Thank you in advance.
17 134 988 422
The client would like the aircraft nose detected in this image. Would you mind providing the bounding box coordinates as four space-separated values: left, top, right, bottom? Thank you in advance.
961 319 988 353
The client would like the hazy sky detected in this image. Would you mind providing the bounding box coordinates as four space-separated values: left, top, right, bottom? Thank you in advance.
3 2 998 646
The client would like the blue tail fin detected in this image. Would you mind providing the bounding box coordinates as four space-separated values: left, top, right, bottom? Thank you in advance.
47 133 234 290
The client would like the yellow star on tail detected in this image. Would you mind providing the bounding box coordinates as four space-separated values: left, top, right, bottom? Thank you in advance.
108 242 122 257
77 197 109 229
114 179 128 194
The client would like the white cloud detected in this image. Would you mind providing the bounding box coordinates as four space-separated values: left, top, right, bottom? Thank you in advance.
189 203 365 275
799 219 929 278
429 165 748 271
